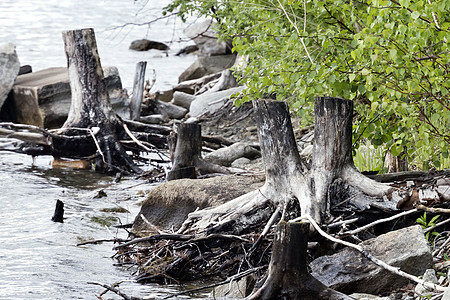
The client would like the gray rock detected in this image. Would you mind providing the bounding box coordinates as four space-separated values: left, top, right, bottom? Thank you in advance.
172 91 196 109
231 157 251 168
189 86 244 118
12 67 126 128
129 39 169 51
155 100 188 119
211 275 255 299
178 55 236 83
183 19 228 56
311 225 433 295
414 269 438 297
204 142 261 167
132 174 265 235
0 43 20 109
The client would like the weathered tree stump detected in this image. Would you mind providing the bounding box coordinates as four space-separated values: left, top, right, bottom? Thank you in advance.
167 122 230 181
130 61 147 121
61 28 141 174
249 222 352 300
178 97 394 234
168 122 201 180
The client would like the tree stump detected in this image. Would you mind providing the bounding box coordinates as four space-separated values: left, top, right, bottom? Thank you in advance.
249 222 352 300
130 61 147 121
61 28 141 174
167 122 201 180
179 97 394 234
248 222 351 300
167 122 230 181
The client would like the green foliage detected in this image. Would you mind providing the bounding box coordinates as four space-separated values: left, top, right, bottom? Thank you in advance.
416 212 440 241
165 0 450 169
354 139 386 172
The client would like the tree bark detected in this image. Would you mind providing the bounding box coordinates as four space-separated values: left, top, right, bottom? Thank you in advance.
249 222 352 300
179 97 395 234
167 123 201 180
61 28 141 174
130 61 147 121
167 122 230 181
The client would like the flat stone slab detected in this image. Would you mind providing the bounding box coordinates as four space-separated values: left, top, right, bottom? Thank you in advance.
12 67 126 128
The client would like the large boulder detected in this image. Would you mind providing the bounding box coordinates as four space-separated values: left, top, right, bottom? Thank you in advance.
311 225 433 295
129 39 169 51
0 43 20 110
183 19 229 56
178 55 236 83
12 67 127 128
189 86 244 118
132 174 265 235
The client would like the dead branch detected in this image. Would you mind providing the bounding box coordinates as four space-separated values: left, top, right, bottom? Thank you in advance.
88 281 142 300
416 204 450 214
339 209 419 236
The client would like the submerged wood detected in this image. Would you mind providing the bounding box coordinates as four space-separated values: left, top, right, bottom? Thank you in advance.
51 200 64 223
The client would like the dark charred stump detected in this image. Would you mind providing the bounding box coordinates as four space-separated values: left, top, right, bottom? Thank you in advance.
51 200 64 223
249 222 352 300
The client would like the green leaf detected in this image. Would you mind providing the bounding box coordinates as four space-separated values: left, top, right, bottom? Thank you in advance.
411 11 420 19
349 73 356 82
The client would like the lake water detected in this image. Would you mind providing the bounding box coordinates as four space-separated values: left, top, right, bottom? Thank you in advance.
0 0 204 299
0 0 196 91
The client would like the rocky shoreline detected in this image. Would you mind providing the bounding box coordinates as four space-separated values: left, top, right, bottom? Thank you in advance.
2 19 450 300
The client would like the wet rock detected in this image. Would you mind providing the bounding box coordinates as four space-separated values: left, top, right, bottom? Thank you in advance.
0 43 20 110
11 67 127 128
189 86 244 118
178 55 236 83
204 142 261 167
414 269 438 297
311 225 433 295
132 174 265 235
183 19 229 56
129 39 169 51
